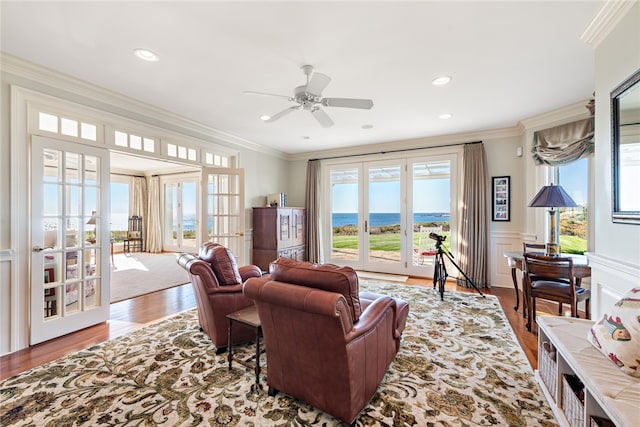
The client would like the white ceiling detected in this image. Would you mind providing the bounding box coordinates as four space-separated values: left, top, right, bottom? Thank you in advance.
1 1 605 155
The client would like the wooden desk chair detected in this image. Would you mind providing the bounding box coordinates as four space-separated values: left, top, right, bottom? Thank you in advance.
523 253 590 332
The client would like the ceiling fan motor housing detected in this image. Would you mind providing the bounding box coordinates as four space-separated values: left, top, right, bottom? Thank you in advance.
294 85 321 109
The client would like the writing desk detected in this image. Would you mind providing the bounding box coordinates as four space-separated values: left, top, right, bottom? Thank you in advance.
503 251 591 316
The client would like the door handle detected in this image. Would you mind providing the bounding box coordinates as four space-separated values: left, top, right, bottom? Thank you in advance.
32 245 53 252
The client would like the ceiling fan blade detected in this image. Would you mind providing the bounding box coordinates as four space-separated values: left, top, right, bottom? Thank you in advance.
322 98 374 109
306 72 331 95
243 90 291 100
311 107 334 128
265 106 299 123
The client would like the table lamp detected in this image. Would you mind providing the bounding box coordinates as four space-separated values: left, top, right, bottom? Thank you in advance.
528 184 577 256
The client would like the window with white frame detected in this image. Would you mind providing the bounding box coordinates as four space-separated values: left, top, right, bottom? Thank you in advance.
554 157 589 254
37 111 98 142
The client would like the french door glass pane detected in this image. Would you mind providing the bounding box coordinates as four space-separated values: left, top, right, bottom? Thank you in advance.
331 168 359 261
411 160 451 267
164 183 179 247
368 165 401 265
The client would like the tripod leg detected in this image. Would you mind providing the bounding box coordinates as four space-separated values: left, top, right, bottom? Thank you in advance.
438 263 447 301
442 250 485 297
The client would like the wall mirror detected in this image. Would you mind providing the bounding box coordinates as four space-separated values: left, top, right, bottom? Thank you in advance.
611 68 640 224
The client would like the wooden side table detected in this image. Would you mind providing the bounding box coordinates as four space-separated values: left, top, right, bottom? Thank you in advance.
226 305 262 389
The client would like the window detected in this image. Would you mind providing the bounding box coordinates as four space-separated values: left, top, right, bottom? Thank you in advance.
555 158 589 254
38 111 97 142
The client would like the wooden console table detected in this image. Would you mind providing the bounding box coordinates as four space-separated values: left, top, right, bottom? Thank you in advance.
503 251 591 317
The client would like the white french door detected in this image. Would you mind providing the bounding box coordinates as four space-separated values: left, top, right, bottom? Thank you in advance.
200 168 245 263
326 160 407 275
30 135 110 344
325 153 457 278
162 175 199 253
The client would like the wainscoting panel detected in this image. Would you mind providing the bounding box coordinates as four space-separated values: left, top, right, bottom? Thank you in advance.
489 231 524 288
0 249 15 356
587 252 640 321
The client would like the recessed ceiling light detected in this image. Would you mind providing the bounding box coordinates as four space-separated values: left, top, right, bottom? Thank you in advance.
260 115 271 121
438 113 453 120
133 48 159 62
432 76 452 86
361 124 374 129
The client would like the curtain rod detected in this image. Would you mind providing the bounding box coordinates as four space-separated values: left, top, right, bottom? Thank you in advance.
309 140 482 161
110 172 145 178
151 170 199 178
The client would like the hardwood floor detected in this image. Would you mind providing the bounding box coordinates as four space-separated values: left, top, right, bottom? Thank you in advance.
1 277 564 381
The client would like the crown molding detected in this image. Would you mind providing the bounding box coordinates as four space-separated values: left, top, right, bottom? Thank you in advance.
581 0 637 48
518 100 592 131
1 52 286 159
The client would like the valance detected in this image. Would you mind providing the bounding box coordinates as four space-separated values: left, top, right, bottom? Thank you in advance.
532 116 594 166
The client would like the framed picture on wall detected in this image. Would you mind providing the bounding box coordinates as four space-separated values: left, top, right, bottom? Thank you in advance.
492 176 510 222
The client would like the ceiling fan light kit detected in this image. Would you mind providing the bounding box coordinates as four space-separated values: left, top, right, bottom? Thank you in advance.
246 64 374 128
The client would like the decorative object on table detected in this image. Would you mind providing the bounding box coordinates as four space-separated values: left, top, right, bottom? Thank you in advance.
491 176 510 221
527 183 577 255
587 287 640 377
0 281 556 426
267 192 286 207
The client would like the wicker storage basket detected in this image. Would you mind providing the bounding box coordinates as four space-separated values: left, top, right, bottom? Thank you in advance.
562 374 585 427
539 340 558 400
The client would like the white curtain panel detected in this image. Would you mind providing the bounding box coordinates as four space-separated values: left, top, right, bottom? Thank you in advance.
146 176 163 253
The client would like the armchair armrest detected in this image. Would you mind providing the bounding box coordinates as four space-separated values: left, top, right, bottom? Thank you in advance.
239 264 262 281
345 296 398 343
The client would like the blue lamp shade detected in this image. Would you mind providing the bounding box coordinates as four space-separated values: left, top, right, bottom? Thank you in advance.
528 184 577 208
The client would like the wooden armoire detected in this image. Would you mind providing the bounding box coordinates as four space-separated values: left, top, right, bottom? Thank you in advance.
252 207 306 271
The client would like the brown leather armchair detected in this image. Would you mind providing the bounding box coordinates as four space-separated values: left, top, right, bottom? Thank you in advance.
177 242 262 352
243 258 409 425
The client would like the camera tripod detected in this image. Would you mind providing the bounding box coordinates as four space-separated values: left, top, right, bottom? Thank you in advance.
432 239 485 301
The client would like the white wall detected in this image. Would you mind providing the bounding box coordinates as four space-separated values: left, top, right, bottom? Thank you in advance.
589 3 640 319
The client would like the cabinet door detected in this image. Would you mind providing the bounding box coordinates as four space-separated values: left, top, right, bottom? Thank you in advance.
277 208 292 248
291 208 306 246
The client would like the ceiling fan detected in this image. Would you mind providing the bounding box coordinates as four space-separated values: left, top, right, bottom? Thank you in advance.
244 65 374 128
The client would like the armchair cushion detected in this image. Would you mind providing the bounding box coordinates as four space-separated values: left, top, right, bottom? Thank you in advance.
269 257 362 321
199 243 242 286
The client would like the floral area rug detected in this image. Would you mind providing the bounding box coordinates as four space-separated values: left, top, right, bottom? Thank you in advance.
1 282 557 426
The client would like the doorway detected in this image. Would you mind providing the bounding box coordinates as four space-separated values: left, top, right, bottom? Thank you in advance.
162 175 199 253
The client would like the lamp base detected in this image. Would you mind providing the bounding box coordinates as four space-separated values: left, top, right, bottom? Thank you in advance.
545 242 560 256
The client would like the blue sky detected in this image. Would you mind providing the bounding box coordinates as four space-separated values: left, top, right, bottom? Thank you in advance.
332 179 451 213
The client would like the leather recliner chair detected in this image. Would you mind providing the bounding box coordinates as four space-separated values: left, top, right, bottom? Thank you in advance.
177 242 262 352
243 258 409 425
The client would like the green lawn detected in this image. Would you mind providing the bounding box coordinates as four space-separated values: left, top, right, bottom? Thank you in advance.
559 235 587 254
333 231 451 252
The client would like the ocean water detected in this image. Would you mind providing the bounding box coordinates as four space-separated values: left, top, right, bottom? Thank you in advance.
112 212 449 231
333 212 449 227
